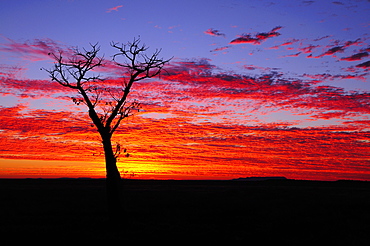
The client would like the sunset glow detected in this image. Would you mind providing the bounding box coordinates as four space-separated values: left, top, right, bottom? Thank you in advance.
0 0 369 180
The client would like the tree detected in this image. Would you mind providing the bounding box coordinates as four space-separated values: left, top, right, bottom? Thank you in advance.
44 38 171 220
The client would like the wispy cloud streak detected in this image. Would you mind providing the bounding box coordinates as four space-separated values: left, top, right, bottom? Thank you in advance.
230 26 282 45
106 5 123 13
0 37 70 61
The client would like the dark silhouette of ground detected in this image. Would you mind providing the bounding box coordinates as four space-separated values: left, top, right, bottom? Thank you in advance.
0 179 369 244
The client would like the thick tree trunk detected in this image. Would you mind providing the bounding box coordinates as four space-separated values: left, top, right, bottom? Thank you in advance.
101 136 125 222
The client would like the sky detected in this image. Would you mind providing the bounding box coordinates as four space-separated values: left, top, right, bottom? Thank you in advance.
0 0 369 180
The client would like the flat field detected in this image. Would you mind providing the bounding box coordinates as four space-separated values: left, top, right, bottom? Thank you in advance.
0 179 369 244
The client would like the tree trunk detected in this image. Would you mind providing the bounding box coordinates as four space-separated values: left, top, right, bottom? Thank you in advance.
101 135 125 222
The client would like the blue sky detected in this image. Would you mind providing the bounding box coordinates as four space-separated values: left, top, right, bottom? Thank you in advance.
1 0 369 83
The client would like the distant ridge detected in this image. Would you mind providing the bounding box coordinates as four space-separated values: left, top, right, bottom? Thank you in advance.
232 177 288 181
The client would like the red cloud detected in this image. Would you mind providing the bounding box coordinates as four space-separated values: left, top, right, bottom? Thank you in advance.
2 56 368 124
281 39 299 46
303 73 367 83
0 105 98 162
230 26 282 45
1 102 369 180
204 28 226 37
317 46 345 57
316 39 362 58
298 44 320 54
0 77 74 99
341 52 369 61
356 60 370 69
1 54 369 180
161 59 370 121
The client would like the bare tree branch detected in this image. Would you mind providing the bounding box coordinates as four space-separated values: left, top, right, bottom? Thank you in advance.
105 38 172 135
44 38 171 217
43 43 105 131
44 38 172 138
111 38 172 82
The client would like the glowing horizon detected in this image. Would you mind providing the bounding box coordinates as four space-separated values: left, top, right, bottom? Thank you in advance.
0 0 369 181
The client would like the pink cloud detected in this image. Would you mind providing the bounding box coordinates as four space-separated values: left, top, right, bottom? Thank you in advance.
0 64 26 78
106 5 123 13
0 37 71 62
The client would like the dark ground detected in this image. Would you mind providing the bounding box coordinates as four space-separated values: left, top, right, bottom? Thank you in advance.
0 179 369 245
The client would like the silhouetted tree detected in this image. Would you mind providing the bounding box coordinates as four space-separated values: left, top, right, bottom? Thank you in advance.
44 38 171 220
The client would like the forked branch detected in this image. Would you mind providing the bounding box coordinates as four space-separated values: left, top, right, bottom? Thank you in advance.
45 38 171 138
111 38 172 82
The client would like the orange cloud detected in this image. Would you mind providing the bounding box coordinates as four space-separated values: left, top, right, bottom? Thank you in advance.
1 103 369 180
0 53 369 180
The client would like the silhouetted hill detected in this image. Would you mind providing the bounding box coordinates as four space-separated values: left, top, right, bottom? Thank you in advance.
232 176 288 181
